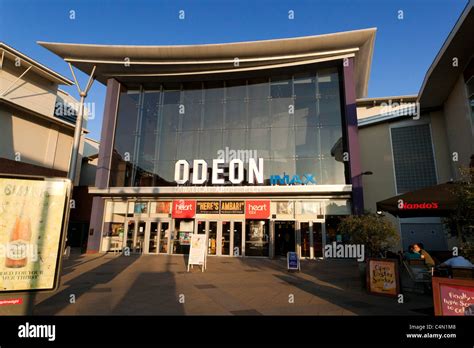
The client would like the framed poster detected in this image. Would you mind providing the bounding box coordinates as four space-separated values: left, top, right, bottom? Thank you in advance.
432 277 474 316
196 201 219 214
187 234 207 272
155 201 171 214
287 251 300 271
0 175 71 293
366 258 400 297
220 201 244 214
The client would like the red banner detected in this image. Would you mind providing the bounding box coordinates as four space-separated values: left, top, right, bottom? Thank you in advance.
172 200 196 218
0 298 23 306
245 200 270 219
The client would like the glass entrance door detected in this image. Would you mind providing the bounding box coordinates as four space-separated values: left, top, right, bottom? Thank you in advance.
299 222 311 258
148 221 159 254
159 221 170 254
297 221 323 259
232 221 243 257
313 223 323 258
195 220 224 256
126 220 146 253
145 220 171 254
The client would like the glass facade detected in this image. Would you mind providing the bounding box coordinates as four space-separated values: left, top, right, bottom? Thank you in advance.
110 66 348 187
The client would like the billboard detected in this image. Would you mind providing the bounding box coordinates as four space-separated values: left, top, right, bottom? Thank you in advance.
0 176 70 292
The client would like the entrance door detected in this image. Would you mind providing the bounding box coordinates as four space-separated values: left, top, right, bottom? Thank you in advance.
313 223 323 258
195 220 225 256
231 221 243 257
299 222 311 258
274 221 295 257
146 220 171 254
126 220 146 253
158 221 170 254
220 220 244 257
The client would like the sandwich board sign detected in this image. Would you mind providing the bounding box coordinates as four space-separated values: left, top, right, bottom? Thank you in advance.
187 234 207 272
287 251 300 271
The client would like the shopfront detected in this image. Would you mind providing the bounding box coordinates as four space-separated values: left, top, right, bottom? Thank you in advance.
39 30 376 256
101 198 350 259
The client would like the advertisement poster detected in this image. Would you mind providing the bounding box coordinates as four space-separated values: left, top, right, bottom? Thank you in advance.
155 201 171 214
134 202 148 214
187 234 207 271
366 258 399 297
245 200 270 219
196 201 219 214
0 177 69 292
220 201 245 214
276 201 294 215
432 277 474 316
172 200 196 218
178 220 194 246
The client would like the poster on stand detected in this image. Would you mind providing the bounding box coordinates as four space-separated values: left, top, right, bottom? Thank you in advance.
0 175 70 292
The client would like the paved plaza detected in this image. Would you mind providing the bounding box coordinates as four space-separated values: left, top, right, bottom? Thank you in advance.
33 252 434 315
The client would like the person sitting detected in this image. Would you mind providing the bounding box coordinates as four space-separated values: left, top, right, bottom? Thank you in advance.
413 243 435 268
440 255 474 268
405 244 422 260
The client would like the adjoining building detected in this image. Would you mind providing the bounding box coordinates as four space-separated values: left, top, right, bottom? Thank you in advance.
0 42 95 251
39 28 377 258
358 0 474 253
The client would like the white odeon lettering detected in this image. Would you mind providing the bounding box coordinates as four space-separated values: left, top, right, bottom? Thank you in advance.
174 158 264 185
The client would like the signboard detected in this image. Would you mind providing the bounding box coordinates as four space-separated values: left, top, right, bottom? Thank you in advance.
287 252 300 271
275 201 294 215
187 234 207 272
196 201 220 214
172 200 196 218
177 220 193 246
220 201 245 214
245 200 270 219
175 158 264 185
366 258 400 297
155 201 171 214
134 202 148 214
432 277 474 316
0 176 70 292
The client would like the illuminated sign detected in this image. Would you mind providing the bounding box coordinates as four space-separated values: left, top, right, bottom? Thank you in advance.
196 201 220 214
245 200 270 219
398 200 439 210
172 200 196 218
220 201 245 214
270 174 316 185
174 158 264 185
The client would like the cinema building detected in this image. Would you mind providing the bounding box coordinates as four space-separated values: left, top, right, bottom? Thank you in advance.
40 28 376 258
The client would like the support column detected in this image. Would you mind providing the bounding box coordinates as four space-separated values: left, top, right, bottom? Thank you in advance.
87 78 121 253
342 58 364 215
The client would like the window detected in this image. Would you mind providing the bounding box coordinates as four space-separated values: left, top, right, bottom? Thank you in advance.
110 66 346 187
391 124 437 193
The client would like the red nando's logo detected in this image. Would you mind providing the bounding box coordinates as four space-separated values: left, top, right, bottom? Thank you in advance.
397 199 439 210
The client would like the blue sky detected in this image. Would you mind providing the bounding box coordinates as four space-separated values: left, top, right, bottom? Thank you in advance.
0 0 468 140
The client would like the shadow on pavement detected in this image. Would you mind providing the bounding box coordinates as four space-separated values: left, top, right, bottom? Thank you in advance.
33 254 140 315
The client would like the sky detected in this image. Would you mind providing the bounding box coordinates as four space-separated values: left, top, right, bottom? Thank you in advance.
0 0 468 141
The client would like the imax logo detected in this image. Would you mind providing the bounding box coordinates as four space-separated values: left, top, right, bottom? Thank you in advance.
270 174 316 185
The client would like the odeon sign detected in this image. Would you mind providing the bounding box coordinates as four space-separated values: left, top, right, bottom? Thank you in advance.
174 158 264 185
174 158 316 186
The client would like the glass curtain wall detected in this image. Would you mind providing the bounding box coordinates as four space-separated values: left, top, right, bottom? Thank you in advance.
110 67 346 187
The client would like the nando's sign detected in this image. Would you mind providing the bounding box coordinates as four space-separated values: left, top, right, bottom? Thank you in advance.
398 199 439 210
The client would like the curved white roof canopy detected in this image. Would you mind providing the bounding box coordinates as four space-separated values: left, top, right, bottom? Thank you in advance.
38 28 376 98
